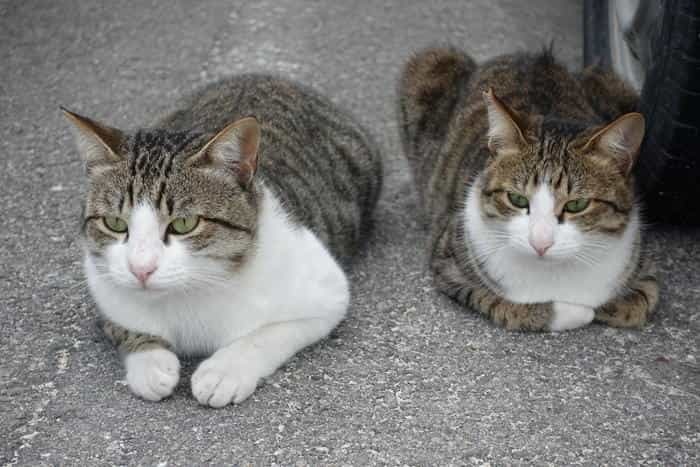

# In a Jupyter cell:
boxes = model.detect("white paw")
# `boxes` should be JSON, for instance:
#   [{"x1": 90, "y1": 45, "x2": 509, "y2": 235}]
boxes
[
  {"x1": 550, "y1": 302, "x2": 595, "y2": 331},
  {"x1": 124, "y1": 348, "x2": 180, "y2": 401},
  {"x1": 191, "y1": 352, "x2": 263, "y2": 408}
]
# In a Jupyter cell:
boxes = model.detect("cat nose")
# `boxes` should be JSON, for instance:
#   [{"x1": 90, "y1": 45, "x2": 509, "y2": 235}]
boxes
[
  {"x1": 529, "y1": 238, "x2": 553, "y2": 256},
  {"x1": 529, "y1": 221, "x2": 554, "y2": 256},
  {"x1": 129, "y1": 261, "x2": 157, "y2": 285}
]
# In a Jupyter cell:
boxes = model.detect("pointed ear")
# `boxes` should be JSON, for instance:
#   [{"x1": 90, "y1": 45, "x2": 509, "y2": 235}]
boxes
[
  {"x1": 482, "y1": 88, "x2": 527, "y2": 155},
  {"x1": 61, "y1": 107, "x2": 124, "y2": 174},
  {"x1": 189, "y1": 117, "x2": 260, "y2": 188},
  {"x1": 584, "y1": 112, "x2": 645, "y2": 175}
]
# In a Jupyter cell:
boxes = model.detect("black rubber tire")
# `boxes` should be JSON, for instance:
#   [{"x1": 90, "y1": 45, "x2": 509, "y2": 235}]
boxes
[
  {"x1": 583, "y1": 0, "x2": 612, "y2": 69},
  {"x1": 584, "y1": 0, "x2": 700, "y2": 225}
]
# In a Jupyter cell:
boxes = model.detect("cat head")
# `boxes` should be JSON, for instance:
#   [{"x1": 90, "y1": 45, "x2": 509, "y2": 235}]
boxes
[
  {"x1": 474, "y1": 88, "x2": 644, "y2": 262},
  {"x1": 63, "y1": 109, "x2": 261, "y2": 293}
]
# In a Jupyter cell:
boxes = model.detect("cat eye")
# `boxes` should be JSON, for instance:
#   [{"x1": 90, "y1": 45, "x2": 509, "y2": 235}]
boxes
[
  {"x1": 564, "y1": 198, "x2": 590, "y2": 213},
  {"x1": 507, "y1": 192, "x2": 529, "y2": 209},
  {"x1": 169, "y1": 216, "x2": 199, "y2": 235},
  {"x1": 103, "y1": 216, "x2": 128, "y2": 233}
]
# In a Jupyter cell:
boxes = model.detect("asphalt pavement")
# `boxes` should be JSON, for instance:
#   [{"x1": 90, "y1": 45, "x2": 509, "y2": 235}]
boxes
[{"x1": 1, "y1": 0, "x2": 698, "y2": 465}]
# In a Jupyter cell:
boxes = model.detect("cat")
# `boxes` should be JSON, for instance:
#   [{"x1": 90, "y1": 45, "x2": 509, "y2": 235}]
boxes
[
  {"x1": 63, "y1": 74, "x2": 382, "y2": 406},
  {"x1": 398, "y1": 47, "x2": 658, "y2": 331}
]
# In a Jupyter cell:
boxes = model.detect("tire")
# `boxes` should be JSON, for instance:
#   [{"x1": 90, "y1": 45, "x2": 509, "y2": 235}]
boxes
[{"x1": 584, "y1": 0, "x2": 700, "y2": 225}]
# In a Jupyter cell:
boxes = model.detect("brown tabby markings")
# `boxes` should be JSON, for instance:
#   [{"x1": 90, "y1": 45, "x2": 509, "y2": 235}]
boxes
[
  {"x1": 70, "y1": 74, "x2": 382, "y2": 353},
  {"x1": 102, "y1": 320, "x2": 171, "y2": 354},
  {"x1": 399, "y1": 47, "x2": 658, "y2": 330}
]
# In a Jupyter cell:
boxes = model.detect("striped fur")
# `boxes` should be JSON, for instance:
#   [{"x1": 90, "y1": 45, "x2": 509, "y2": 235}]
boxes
[
  {"x1": 156, "y1": 75, "x2": 382, "y2": 264},
  {"x1": 398, "y1": 47, "x2": 658, "y2": 331},
  {"x1": 80, "y1": 75, "x2": 382, "y2": 266},
  {"x1": 67, "y1": 74, "x2": 382, "y2": 403}
]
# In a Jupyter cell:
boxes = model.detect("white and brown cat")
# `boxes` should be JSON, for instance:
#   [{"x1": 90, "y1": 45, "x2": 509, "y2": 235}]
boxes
[
  {"x1": 399, "y1": 47, "x2": 658, "y2": 331},
  {"x1": 64, "y1": 75, "x2": 381, "y2": 406}
]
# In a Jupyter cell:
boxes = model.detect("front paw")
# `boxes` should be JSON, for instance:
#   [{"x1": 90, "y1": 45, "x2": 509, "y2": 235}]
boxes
[
  {"x1": 550, "y1": 302, "x2": 595, "y2": 331},
  {"x1": 124, "y1": 348, "x2": 180, "y2": 401},
  {"x1": 191, "y1": 352, "x2": 262, "y2": 408}
]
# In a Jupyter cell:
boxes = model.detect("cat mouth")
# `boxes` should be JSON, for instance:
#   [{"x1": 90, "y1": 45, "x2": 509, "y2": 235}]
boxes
[
  {"x1": 121, "y1": 279, "x2": 168, "y2": 294},
  {"x1": 516, "y1": 249, "x2": 569, "y2": 263}
]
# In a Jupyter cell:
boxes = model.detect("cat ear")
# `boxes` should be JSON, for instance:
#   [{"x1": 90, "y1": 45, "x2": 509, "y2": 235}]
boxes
[
  {"x1": 61, "y1": 107, "x2": 124, "y2": 174},
  {"x1": 482, "y1": 87, "x2": 527, "y2": 155},
  {"x1": 584, "y1": 112, "x2": 645, "y2": 175},
  {"x1": 189, "y1": 117, "x2": 260, "y2": 188}
]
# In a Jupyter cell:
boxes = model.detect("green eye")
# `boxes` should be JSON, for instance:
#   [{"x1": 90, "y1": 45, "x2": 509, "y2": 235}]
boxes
[
  {"x1": 169, "y1": 216, "x2": 199, "y2": 235},
  {"x1": 564, "y1": 198, "x2": 591, "y2": 213},
  {"x1": 507, "y1": 192, "x2": 529, "y2": 209},
  {"x1": 103, "y1": 216, "x2": 128, "y2": 233}
]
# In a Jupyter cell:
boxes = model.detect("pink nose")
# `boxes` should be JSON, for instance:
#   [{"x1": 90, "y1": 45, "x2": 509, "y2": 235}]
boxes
[
  {"x1": 529, "y1": 238, "x2": 554, "y2": 257},
  {"x1": 129, "y1": 262, "x2": 157, "y2": 285}
]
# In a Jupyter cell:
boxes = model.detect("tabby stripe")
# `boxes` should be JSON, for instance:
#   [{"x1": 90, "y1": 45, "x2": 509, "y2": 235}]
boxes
[
  {"x1": 268, "y1": 94, "x2": 302, "y2": 124},
  {"x1": 130, "y1": 132, "x2": 141, "y2": 176},
  {"x1": 137, "y1": 150, "x2": 149, "y2": 171},
  {"x1": 482, "y1": 188, "x2": 505, "y2": 197},
  {"x1": 632, "y1": 287, "x2": 650, "y2": 308},
  {"x1": 155, "y1": 148, "x2": 169, "y2": 174},
  {"x1": 594, "y1": 198, "x2": 629, "y2": 214},
  {"x1": 155, "y1": 180, "x2": 166, "y2": 210},
  {"x1": 273, "y1": 137, "x2": 327, "y2": 209},
  {"x1": 166, "y1": 197, "x2": 175, "y2": 216},
  {"x1": 464, "y1": 289, "x2": 474, "y2": 306},
  {"x1": 202, "y1": 217, "x2": 252, "y2": 234},
  {"x1": 169, "y1": 133, "x2": 200, "y2": 167},
  {"x1": 82, "y1": 215, "x2": 100, "y2": 233},
  {"x1": 127, "y1": 181, "x2": 134, "y2": 207},
  {"x1": 326, "y1": 139, "x2": 358, "y2": 202},
  {"x1": 553, "y1": 169, "x2": 564, "y2": 190},
  {"x1": 537, "y1": 134, "x2": 547, "y2": 162}
]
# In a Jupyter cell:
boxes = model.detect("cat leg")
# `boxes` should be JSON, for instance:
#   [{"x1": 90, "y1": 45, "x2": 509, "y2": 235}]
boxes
[
  {"x1": 191, "y1": 316, "x2": 341, "y2": 407},
  {"x1": 550, "y1": 303, "x2": 595, "y2": 331},
  {"x1": 594, "y1": 273, "x2": 659, "y2": 328},
  {"x1": 439, "y1": 272, "x2": 593, "y2": 331},
  {"x1": 102, "y1": 319, "x2": 180, "y2": 401},
  {"x1": 431, "y1": 253, "x2": 558, "y2": 331},
  {"x1": 431, "y1": 245, "x2": 595, "y2": 331},
  {"x1": 464, "y1": 285, "x2": 564, "y2": 331}
]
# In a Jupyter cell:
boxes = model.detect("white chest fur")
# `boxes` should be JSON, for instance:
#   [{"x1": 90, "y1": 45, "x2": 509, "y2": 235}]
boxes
[
  {"x1": 86, "y1": 187, "x2": 349, "y2": 356},
  {"x1": 463, "y1": 181, "x2": 638, "y2": 308}
]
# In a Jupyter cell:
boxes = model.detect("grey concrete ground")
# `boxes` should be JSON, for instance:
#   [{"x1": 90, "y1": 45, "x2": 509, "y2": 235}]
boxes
[{"x1": 1, "y1": 0, "x2": 698, "y2": 465}]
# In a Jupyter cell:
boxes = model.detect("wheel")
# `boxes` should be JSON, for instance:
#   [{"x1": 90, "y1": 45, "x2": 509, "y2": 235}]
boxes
[{"x1": 584, "y1": 0, "x2": 700, "y2": 225}]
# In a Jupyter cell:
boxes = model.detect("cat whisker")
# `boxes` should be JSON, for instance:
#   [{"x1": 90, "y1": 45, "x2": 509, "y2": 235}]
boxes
[{"x1": 573, "y1": 251, "x2": 599, "y2": 268}]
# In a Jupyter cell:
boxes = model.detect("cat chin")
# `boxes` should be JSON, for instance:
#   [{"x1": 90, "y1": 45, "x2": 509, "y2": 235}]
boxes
[{"x1": 508, "y1": 248, "x2": 577, "y2": 264}]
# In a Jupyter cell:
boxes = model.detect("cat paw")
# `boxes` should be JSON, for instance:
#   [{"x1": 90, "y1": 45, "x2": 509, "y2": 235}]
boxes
[
  {"x1": 124, "y1": 348, "x2": 180, "y2": 401},
  {"x1": 550, "y1": 303, "x2": 595, "y2": 331},
  {"x1": 191, "y1": 353, "x2": 262, "y2": 408}
]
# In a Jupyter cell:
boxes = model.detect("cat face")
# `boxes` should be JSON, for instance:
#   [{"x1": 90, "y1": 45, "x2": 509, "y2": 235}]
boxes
[
  {"x1": 476, "y1": 89, "x2": 644, "y2": 263},
  {"x1": 65, "y1": 110, "x2": 261, "y2": 293}
]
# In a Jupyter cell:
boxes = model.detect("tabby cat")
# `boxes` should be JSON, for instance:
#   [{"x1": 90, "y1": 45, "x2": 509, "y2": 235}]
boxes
[
  {"x1": 64, "y1": 74, "x2": 382, "y2": 406},
  {"x1": 398, "y1": 47, "x2": 658, "y2": 331}
]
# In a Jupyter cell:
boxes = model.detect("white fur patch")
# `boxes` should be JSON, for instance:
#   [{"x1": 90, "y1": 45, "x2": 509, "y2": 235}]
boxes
[
  {"x1": 87, "y1": 187, "x2": 349, "y2": 405},
  {"x1": 124, "y1": 348, "x2": 180, "y2": 401},
  {"x1": 191, "y1": 346, "x2": 260, "y2": 407},
  {"x1": 550, "y1": 303, "x2": 595, "y2": 331},
  {"x1": 528, "y1": 184, "x2": 557, "y2": 255}
]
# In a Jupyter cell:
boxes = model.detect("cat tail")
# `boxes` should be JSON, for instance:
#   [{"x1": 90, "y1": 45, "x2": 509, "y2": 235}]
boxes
[{"x1": 398, "y1": 46, "x2": 476, "y2": 168}]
